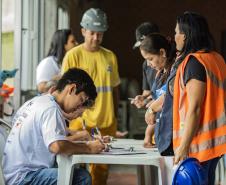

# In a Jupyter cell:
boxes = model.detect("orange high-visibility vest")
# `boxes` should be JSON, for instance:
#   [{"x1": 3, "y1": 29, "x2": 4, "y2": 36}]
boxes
[{"x1": 173, "y1": 51, "x2": 226, "y2": 162}]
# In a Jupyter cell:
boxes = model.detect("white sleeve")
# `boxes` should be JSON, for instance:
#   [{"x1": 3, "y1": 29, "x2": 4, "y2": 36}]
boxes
[
  {"x1": 40, "y1": 107, "x2": 67, "y2": 149},
  {"x1": 36, "y1": 57, "x2": 60, "y2": 85}
]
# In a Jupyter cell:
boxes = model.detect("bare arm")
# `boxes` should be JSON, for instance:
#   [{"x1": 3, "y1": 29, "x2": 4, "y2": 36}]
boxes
[
  {"x1": 142, "y1": 90, "x2": 151, "y2": 97},
  {"x1": 147, "y1": 94, "x2": 165, "y2": 112},
  {"x1": 131, "y1": 90, "x2": 152, "y2": 109},
  {"x1": 49, "y1": 139, "x2": 105, "y2": 155},
  {"x1": 145, "y1": 94, "x2": 165, "y2": 125},
  {"x1": 66, "y1": 129, "x2": 91, "y2": 141},
  {"x1": 37, "y1": 82, "x2": 48, "y2": 93},
  {"x1": 174, "y1": 79, "x2": 206, "y2": 164},
  {"x1": 38, "y1": 75, "x2": 61, "y2": 93}
]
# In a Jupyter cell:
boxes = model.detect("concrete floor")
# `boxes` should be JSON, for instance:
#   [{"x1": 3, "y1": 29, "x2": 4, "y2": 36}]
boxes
[
  {"x1": 107, "y1": 173, "x2": 137, "y2": 185},
  {"x1": 107, "y1": 165, "x2": 137, "y2": 185}
]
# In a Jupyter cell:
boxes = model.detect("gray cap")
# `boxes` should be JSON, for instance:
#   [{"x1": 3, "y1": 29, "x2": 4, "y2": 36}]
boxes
[
  {"x1": 80, "y1": 8, "x2": 108, "y2": 32},
  {"x1": 133, "y1": 22, "x2": 159, "y2": 49}
]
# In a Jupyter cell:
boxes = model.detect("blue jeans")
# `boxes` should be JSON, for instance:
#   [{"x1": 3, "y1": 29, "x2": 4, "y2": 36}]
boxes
[
  {"x1": 19, "y1": 168, "x2": 91, "y2": 185},
  {"x1": 201, "y1": 156, "x2": 221, "y2": 185}
]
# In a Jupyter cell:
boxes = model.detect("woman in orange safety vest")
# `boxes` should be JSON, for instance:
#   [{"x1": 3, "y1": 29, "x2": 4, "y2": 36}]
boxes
[{"x1": 173, "y1": 11, "x2": 226, "y2": 185}]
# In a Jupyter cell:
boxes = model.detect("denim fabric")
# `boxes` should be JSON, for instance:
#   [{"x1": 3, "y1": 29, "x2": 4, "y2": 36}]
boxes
[
  {"x1": 19, "y1": 168, "x2": 91, "y2": 185},
  {"x1": 201, "y1": 157, "x2": 221, "y2": 185},
  {"x1": 224, "y1": 155, "x2": 226, "y2": 167},
  {"x1": 150, "y1": 70, "x2": 165, "y2": 100},
  {"x1": 155, "y1": 70, "x2": 176, "y2": 155}
]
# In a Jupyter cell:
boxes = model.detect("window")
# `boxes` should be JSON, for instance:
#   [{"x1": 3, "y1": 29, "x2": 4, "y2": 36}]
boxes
[
  {"x1": 1, "y1": 0, "x2": 15, "y2": 86},
  {"x1": 58, "y1": 6, "x2": 69, "y2": 29}
]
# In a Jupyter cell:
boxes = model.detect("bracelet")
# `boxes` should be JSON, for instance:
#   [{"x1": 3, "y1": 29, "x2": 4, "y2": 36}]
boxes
[{"x1": 147, "y1": 107, "x2": 156, "y2": 114}]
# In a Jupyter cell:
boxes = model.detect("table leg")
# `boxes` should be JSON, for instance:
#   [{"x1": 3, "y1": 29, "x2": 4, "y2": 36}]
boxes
[
  {"x1": 137, "y1": 165, "x2": 145, "y2": 185},
  {"x1": 57, "y1": 155, "x2": 74, "y2": 185}
]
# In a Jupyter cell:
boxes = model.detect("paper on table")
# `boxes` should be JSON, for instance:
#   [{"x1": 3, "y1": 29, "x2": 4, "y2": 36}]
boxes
[{"x1": 101, "y1": 149, "x2": 147, "y2": 155}]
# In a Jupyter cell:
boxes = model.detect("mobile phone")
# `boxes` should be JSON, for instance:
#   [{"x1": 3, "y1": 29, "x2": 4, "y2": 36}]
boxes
[{"x1": 128, "y1": 98, "x2": 134, "y2": 101}]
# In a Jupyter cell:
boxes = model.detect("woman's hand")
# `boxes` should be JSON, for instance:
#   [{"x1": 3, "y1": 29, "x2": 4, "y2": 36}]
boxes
[
  {"x1": 131, "y1": 95, "x2": 145, "y2": 108},
  {"x1": 174, "y1": 145, "x2": 189, "y2": 165}
]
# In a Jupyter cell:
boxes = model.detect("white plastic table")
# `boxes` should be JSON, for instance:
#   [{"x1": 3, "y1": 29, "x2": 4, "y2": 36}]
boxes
[{"x1": 57, "y1": 139, "x2": 173, "y2": 185}]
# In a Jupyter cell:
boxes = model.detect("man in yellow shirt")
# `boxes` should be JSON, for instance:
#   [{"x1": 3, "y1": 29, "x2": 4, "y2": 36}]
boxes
[{"x1": 61, "y1": 8, "x2": 120, "y2": 185}]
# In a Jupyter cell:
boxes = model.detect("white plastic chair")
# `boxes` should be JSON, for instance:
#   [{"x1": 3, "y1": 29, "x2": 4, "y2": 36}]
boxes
[{"x1": 0, "y1": 118, "x2": 12, "y2": 185}]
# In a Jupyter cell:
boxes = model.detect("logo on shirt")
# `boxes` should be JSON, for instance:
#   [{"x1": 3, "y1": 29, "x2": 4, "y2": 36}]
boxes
[
  {"x1": 15, "y1": 122, "x2": 22, "y2": 128},
  {"x1": 27, "y1": 101, "x2": 33, "y2": 107},
  {"x1": 22, "y1": 112, "x2": 28, "y2": 118},
  {"x1": 107, "y1": 65, "x2": 112, "y2": 72}
]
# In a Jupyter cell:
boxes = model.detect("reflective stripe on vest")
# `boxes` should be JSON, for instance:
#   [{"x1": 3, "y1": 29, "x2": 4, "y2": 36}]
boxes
[
  {"x1": 96, "y1": 86, "x2": 112, "y2": 93},
  {"x1": 173, "y1": 108, "x2": 226, "y2": 139},
  {"x1": 189, "y1": 134, "x2": 226, "y2": 154},
  {"x1": 206, "y1": 69, "x2": 226, "y2": 90}
]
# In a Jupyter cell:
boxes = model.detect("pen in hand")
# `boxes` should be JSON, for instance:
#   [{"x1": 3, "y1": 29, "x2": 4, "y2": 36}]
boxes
[
  {"x1": 82, "y1": 119, "x2": 86, "y2": 130},
  {"x1": 95, "y1": 126, "x2": 102, "y2": 137},
  {"x1": 95, "y1": 127, "x2": 105, "y2": 144},
  {"x1": 91, "y1": 128, "x2": 95, "y2": 140}
]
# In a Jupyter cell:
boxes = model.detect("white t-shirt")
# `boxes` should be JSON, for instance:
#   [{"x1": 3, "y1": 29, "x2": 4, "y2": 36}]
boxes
[
  {"x1": 2, "y1": 94, "x2": 67, "y2": 185},
  {"x1": 36, "y1": 56, "x2": 60, "y2": 85}
]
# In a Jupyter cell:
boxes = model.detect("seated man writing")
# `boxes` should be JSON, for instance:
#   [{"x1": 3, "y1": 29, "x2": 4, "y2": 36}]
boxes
[{"x1": 2, "y1": 68, "x2": 105, "y2": 185}]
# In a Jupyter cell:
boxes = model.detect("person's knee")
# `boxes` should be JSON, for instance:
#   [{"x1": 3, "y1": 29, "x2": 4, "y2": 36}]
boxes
[
  {"x1": 73, "y1": 168, "x2": 92, "y2": 185},
  {"x1": 21, "y1": 168, "x2": 57, "y2": 185},
  {"x1": 46, "y1": 168, "x2": 58, "y2": 178},
  {"x1": 39, "y1": 168, "x2": 57, "y2": 185}
]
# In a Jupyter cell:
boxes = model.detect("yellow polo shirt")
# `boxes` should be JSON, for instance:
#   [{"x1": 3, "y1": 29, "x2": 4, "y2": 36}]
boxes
[{"x1": 61, "y1": 44, "x2": 120, "y2": 129}]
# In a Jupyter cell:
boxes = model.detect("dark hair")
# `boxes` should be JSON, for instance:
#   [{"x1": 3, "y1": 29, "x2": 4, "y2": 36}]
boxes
[
  {"x1": 56, "y1": 68, "x2": 97, "y2": 105},
  {"x1": 176, "y1": 11, "x2": 215, "y2": 62},
  {"x1": 47, "y1": 29, "x2": 73, "y2": 66},
  {"x1": 135, "y1": 22, "x2": 160, "y2": 41},
  {"x1": 140, "y1": 33, "x2": 176, "y2": 84}
]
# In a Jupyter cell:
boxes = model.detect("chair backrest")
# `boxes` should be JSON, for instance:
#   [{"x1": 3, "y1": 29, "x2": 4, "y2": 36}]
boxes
[
  {"x1": 0, "y1": 119, "x2": 11, "y2": 161},
  {"x1": 0, "y1": 118, "x2": 12, "y2": 185},
  {"x1": 0, "y1": 163, "x2": 5, "y2": 185}
]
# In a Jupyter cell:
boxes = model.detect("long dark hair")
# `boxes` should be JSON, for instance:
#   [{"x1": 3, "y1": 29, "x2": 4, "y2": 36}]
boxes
[
  {"x1": 140, "y1": 33, "x2": 176, "y2": 84},
  {"x1": 47, "y1": 29, "x2": 73, "y2": 66},
  {"x1": 176, "y1": 11, "x2": 215, "y2": 62}
]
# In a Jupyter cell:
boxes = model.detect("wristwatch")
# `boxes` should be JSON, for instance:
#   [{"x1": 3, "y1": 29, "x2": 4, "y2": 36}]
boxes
[{"x1": 147, "y1": 107, "x2": 156, "y2": 114}]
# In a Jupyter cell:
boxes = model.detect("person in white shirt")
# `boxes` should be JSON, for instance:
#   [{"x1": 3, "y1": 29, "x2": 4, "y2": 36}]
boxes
[
  {"x1": 36, "y1": 29, "x2": 78, "y2": 93},
  {"x1": 3, "y1": 68, "x2": 105, "y2": 185}
]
